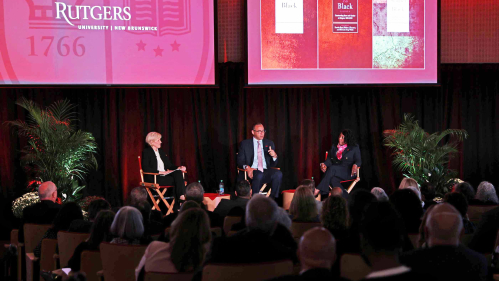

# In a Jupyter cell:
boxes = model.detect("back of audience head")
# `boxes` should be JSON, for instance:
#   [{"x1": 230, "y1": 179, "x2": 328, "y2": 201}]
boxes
[
  {"x1": 129, "y1": 186, "x2": 148, "y2": 205},
  {"x1": 321, "y1": 195, "x2": 349, "y2": 234},
  {"x1": 298, "y1": 227, "x2": 336, "y2": 271},
  {"x1": 455, "y1": 182, "x2": 475, "y2": 202},
  {"x1": 88, "y1": 210, "x2": 116, "y2": 247},
  {"x1": 420, "y1": 182, "x2": 436, "y2": 202},
  {"x1": 360, "y1": 202, "x2": 405, "y2": 254},
  {"x1": 444, "y1": 192, "x2": 468, "y2": 218},
  {"x1": 389, "y1": 189, "x2": 424, "y2": 223},
  {"x1": 348, "y1": 189, "x2": 377, "y2": 227},
  {"x1": 289, "y1": 186, "x2": 318, "y2": 222},
  {"x1": 399, "y1": 177, "x2": 419, "y2": 190},
  {"x1": 185, "y1": 182, "x2": 204, "y2": 204},
  {"x1": 371, "y1": 187, "x2": 388, "y2": 202},
  {"x1": 179, "y1": 201, "x2": 201, "y2": 213},
  {"x1": 245, "y1": 194, "x2": 279, "y2": 234},
  {"x1": 475, "y1": 181, "x2": 499, "y2": 204},
  {"x1": 87, "y1": 199, "x2": 111, "y2": 221},
  {"x1": 170, "y1": 208, "x2": 211, "y2": 272},
  {"x1": 276, "y1": 207, "x2": 292, "y2": 230},
  {"x1": 133, "y1": 201, "x2": 152, "y2": 225},
  {"x1": 53, "y1": 202, "x2": 84, "y2": 231},
  {"x1": 110, "y1": 206, "x2": 144, "y2": 242},
  {"x1": 300, "y1": 179, "x2": 316, "y2": 194},
  {"x1": 330, "y1": 187, "x2": 344, "y2": 197},
  {"x1": 38, "y1": 181, "x2": 58, "y2": 202},
  {"x1": 235, "y1": 180, "x2": 251, "y2": 197},
  {"x1": 425, "y1": 203, "x2": 463, "y2": 247}
]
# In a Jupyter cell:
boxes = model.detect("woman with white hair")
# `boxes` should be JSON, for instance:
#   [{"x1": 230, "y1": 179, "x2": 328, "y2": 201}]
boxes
[
  {"x1": 475, "y1": 181, "x2": 499, "y2": 205},
  {"x1": 142, "y1": 131, "x2": 187, "y2": 211},
  {"x1": 110, "y1": 206, "x2": 145, "y2": 245}
]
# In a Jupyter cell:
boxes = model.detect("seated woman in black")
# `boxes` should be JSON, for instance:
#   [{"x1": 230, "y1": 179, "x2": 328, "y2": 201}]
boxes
[
  {"x1": 316, "y1": 129, "x2": 361, "y2": 198},
  {"x1": 142, "y1": 132, "x2": 187, "y2": 212}
]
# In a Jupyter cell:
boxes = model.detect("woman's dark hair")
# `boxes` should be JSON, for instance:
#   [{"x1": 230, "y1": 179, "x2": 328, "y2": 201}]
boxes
[
  {"x1": 444, "y1": 192, "x2": 468, "y2": 218},
  {"x1": 53, "y1": 202, "x2": 83, "y2": 231},
  {"x1": 88, "y1": 210, "x2": 116, "y2": 247},
  {"x1": 321, "y1": 196, "x2": 349, "y2": 234},
  {"x1": 420, "y1": 182, "x2": 436, "y2": 201},
  {"x1": 340, "y1": 129, "x2": 358, "y2": 147},
  {"x1": 455, "y1": 182, "x2": 475, "y2": 202},
  {"x1": 87, "y1": 199, "x2": 111, "y2": 221}
]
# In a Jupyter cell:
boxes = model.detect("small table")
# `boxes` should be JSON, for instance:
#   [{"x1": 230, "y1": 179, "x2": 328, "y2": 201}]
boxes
[{"x1": 203, "y1": 193, "x2": 230, "y2": 211}]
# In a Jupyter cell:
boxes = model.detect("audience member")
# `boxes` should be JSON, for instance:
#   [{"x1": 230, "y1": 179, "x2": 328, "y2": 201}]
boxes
[
  {"x1": 300, "y1": 179, "x2": 323, "y2": 214},
  {"x1": 400, "y1": 203, "x2": 488, "y2": 281},
  {"x1": 475, "y1": 181, "x2": 499, "y2": 205},
  {"x1": 213, "y1": 181, "x2": 251, "y2": 218},
  {"x1": 406, "y1": 186, "x2": 424, "y2": 208},
  {"x1": 399, "y1": 178, "x2": 419, "y2": 190},
  {"x1": 133, "y1": 201, "x2": 164, "y2": 238},
  {"x1": 320, "y1": 196, "x2": 349, "y2": 241},
  {"x1": 271, "y1": 227, "x2": 341, "y2": 281},
  {"x1": 469, "y1": 205, "x2": 499, "y2": 253},
  {"x1": 110, "y1": 206, "x2": 145, "y2": 245},
  {"x1": 129, "y1": 186, "x2": 149, "y2": 205},
  {"x1": 135, "y1": 208, "x2": 211, "y2": 280},
  {"x1": 276, "y1": 207, "x2": 292, "y2": 230},
  {"x1": 444, "y1": 192, "x2": 475, "y2": 234},
  {"x1": 330, "y1": 187, "x2": 344, "y2": 198},
  {"x1": 209, "y1": 195, "x2": 297, "y2": 263},
  {"x1": 34, "y1": 202, "x2": 83, "y2": 258},
  {"x1": 68, "y1": 210, "x2": 115, "y2": 271},
  {"x1": 420, "y1": 182, "x2": 437, "y2": 211},
  {"x1": 343, "y1": 190, "x2": 377, "y2": 253},
  {"x1": 180, "y1": 200, "x2": 201, "y2": 212},
  {"x1": 19, "y1": 181, "x2": 61, "y2": 242},
  {"x1": 360, "y1": 202, "x2": 428, "y2": 280},
  {"x1": 69, "y1": 199, "x2": 111, "y2": 233},
  {"x1": 289, "y1": 186, "x2": 320, "y2": 222},
  {"x1": 390, "y1": 189, "x2": 423, "y2": 233},
  {"x1": 454, "y1": 182, "x2": 477, "y2": 204},
  {"x1": 184, "y1": 182, "x2": 222, "y2": 227},
  {"x1": 371, "y1": 187, "x2": 388, "y2": 202}
]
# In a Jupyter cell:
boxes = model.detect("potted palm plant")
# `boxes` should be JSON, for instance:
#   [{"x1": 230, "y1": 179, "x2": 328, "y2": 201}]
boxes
[
  {"x1": 6, "y1": 97, "x2": 98, "y2": 202},
  {"x1": 383, "y1": 114, "x2": 468, "y2": 196}
]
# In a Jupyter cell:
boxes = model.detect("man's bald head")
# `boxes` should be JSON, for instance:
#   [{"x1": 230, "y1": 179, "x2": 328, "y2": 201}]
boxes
[
  {"x1": 330, "y1": 187, "x2": 344, "y2": 197},
  {"x1": 426, "y1": 203, "x2": 463, "y2": 247},
  {"x1": 298, "y1": 227, "x2": 336, "y2": 271},
  {"x1": 38, "y1": 181, "x2": 57, "y2": 202}
]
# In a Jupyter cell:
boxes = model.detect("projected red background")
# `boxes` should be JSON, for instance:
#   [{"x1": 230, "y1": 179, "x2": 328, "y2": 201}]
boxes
[{"x1": 0, "y1": 0, "x2": 215, "y2": 85}]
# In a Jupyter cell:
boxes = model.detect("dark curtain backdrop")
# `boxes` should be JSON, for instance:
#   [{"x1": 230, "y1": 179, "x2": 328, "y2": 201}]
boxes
[{"x1": 1, "y1": 63, "x2": 499, "y2": 206}]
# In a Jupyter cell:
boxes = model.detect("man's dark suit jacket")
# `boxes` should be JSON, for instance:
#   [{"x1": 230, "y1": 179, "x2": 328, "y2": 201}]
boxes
[
  {"x1": 213, "y1": 197, "x2": 249, "y2": 218},
  {"x1": 18, "y1": 200, "x2": 61, "y2": 242},
  {"x1": 400, "y1": 245, "x2": 488, "y2": 281},
  {"x1": 237, "y1": 138, "x2": 278, "y2": 169},
  {"x1": 469, "y1": 206, "x2": 499, "y2": 253},
  {"x1": 141, "y1": 146, "x2": 178, "y2": 183}
]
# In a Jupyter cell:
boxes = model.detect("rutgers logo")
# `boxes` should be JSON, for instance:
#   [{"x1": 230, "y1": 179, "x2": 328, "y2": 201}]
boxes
[{"x1": 54, "y1": 2, "x2": 132, "y2": 26}]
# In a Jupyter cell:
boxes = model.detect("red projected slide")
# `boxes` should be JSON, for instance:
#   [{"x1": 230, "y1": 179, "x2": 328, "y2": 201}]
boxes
[
  {"x1": 0, "y1": 0, "x2": 215, "y2": 85},
  {"x1": 248, "y1": 0, "x2": 437, "y2": 84}
]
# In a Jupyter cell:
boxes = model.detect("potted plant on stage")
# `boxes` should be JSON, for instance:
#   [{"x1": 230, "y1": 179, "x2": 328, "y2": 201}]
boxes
[
  {"x1": 383, "y1": 114, "x2": 468, "y2": 196},
  {"x1": 6, "y1": 97, "x2": 98, "y2": 203}
]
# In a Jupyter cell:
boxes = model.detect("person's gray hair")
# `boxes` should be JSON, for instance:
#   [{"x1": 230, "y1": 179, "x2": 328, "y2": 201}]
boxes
[
  {"x1": 129, "y1": 187, "x2": 148, "y2": 205},
  {"x1": 245, "y1": 195, "x2": 279, "y2": 233},
  {"x1": 276, "y1": 207, "x2": 292, "y2": 229},
  {"x1": 110, "y1": 206, "x2": 144, "y2": 240},
  {"x1": 185, "y1": 182, "x2": 205, "y2": 204},
  {"x1": 145, "y1": 132, "x2": 162, "y2": 146},
  {"x1": 476, "y1": 181, "x2": 499, "y2": 204},
  {"x1": 371, "y1": 187, "x2": 389, "y2": 202}
]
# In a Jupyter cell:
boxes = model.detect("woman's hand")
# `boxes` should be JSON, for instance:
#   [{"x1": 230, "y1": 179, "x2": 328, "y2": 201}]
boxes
[
  {"x1": 179, "y1": 166, "x2": 187, "y2": 172},
  {"x1": 351, "y1": 164, "x2": 358, "y2": 177},
  {"x1": 320, "y1": 163, "x2": 327, "y2": 173}
]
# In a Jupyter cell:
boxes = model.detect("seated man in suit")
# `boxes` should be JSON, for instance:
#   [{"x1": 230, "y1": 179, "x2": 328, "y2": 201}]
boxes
[
  {"x1": 213, "y1": 181, "x2": 251, "y2": 218},
  {"x1": 19, "y1": 181, "x2": 61, "y2": 242},
  {"x1": 237, "y1": 123, "x2": 282, "y2": 199}
]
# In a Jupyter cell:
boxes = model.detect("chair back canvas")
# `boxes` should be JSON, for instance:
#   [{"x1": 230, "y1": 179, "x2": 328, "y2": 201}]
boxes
[
  {"x1": 24, "y1": 224, "x2": 52, "y2": 253},
  {"x1": 100, "y1": 242, "x2": 147, "y2": 281},
  {"x1": 202, "y1": 260, "x2": 293, "y2": 281},
  {"x1": 57, "y1": 231, "x2": 89, "y2": 268},
  {"x1": 80, "y1": 250, "x2": 102, "y2": 281},
  {"x1": 40, "y1": 239, "x2": 58, "y2": 276},
  {"x1": 290, "y1": 222, "x2": 322, "y2": 241},
  {"x1": 223, "y1": 216, "x2": 242, "y2": 235},
  {"x1": 340, "y1": 254, "x2": 371, "y2": 281}
]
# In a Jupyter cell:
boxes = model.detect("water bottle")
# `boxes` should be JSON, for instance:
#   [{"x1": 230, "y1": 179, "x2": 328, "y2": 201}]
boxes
[{"x1": 219, "y1": 180, "x2": 225, "y2": 195}]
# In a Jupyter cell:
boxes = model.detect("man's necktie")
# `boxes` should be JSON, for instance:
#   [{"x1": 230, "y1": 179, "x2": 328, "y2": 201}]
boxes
[{"x1": 257, "y1": 141, "x2": 264, "y2": 172}]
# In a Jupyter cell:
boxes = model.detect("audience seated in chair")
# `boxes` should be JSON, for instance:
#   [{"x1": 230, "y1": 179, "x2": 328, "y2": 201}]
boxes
[
  {"x1": 69, "y1": 199, "x2": 111, "y2": 233},
  {"x1": 135, "y1": 208, "x2": 211, "y2": 281},
  {"x1": 342, "y1": 190, "x2": 377, "y2": 253},
  {"x1": 474, "y1": 181, "x2": 499, "y2": 205},
  {"x1": 133, "y1": 201, "x2": 165, "y2": 237},
  {"x1": 400, "y1": 203, "x2": 488, "y2": 281},
  {"x1": 359, "y1": 202, "x2": 431, "y2": 281},
  {"x1": 209, "y1": 194, "x2": 297, "y2": 263},
  {"x1": 289, "y1": 186, "x2": 320, "y2": 223},
  {"x1": 455, "y1": 182, "x2": 479, "y2": 205},
  {"x1": 213, "y1": 181, "x2": 251, "y2": 218},
  {"x1": 110, "y1": 206, "x2": 146, "y2": 245},
  {"x1": 370, "y1": 187, "x2": 389, "y2": 202},
  {"x1": 389, "y1": 189, "x2": 423, "y2": 234},
  {"x1": 19, "y1": 181, "x2": 61, "y2": 243},
  {"x1": 320, "y1": 196, "x2": 349, "y2": 242},
  {"x1": 444, "y1": 192, "x2": 475, "y2": 234},
  {"x1": 300, "y1": 179, "x2": 322, "y2": 214},
  {"x1": 469, "y1": 204, "x2": 499, "y2": 253},
  {"x1": 420, "y1": 182, "x2": 437, "y2": 211},
  {"x1": 33, "y1": 202, "x2": 83, "y2": 258},
  {"x1": 68, "y1": 210, "x2": 115, "y2": 272}
]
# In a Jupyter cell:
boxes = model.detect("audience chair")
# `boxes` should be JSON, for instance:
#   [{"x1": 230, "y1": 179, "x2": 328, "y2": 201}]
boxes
[
  {"x1": 24, "y1": 224, "x2": 52, "y2": 281},
  {"x1": 56, "y1": 231, "x2": 89, "y2": 268},
  {"x1": 80, "y1": 250, "x2": 102, "y2": 281},
  {"x1": 290, "y1": 222, "x2": 322, "y2": 242},
  {"x1": 3, "y1": 229, "x2": 19, "y2": 281},
  {"x1": 223, "y1": 216, "x2": 242, "y2": 236},
  {"x1": 99, "y1": 242, "x2": 147, "y2": 281},
  {"x1": 144, "y1": 272, "x2": 194, "y2": 281},
  {"x1": 202, "y1": 260, "x2": 293, "y2": 281},
  {"x1": 340, "y1": 253, "x2": 371, "y2": 281},
  {"x1": 210, "y1": 227, "x2": 222, "y2": 238},
  {"x1": 407, "y1": 233, "x2": 420, "y2": 249},
  {"x1": 138, "y1": 156, "x2": 186, "y2": 215},
  {"x1": 467, "y1": 205, "x2": 497, "y2": 225},
  {"x1": 39, "y1": 238, "x2": 57, "y2": 280}
]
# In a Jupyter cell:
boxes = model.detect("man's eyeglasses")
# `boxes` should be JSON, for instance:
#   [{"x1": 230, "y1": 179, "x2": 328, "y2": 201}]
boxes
[{"x1": 253, "y1": 130, "x2": 266, "y2": 133}]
